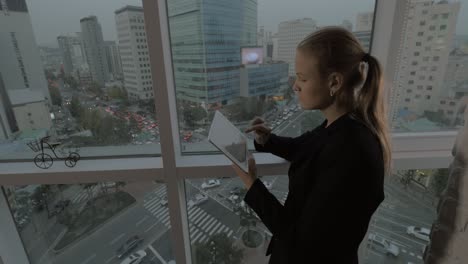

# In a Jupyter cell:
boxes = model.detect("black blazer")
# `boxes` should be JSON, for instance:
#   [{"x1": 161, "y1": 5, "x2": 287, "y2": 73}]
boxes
[{"x1": 244, "y1": 113, "x2": 385, "y2": 264}]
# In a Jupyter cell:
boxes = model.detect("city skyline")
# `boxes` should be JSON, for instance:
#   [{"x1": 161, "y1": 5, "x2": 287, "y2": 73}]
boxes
[{"x1": 27, "y1": 0, "x2": 468, "y2": 47}]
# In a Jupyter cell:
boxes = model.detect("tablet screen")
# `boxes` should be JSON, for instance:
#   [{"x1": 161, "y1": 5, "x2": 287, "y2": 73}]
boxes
[{"x1": 208, "y1": 111, "x2": 249, "y2": 172}]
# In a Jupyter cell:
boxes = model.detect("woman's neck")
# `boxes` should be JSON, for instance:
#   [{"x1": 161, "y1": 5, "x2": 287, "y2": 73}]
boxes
[{"x1": 322, "y1": 104, "x2": 348, "y2": 128}]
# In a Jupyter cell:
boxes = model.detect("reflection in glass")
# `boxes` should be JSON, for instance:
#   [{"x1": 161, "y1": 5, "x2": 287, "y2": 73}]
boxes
[{"x1": 4, "y1": 180, "x2": 175, "y2": 264}]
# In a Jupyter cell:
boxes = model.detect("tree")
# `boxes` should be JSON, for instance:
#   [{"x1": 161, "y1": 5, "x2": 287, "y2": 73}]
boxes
[
  {"x1": 423, "y1": 111, "x2": 451, "y2": 126},
  {"x1": 69, "y1": 95, "x2": 82, "y2": 118},
  {"x1": 57, "y1": 210, "x2": 75, "y2": 228},
  {"x1": 193, "y1": 233, "x2": 243, "y2": 264},
  {"x1": 64, "y1": 76, "x2": 79, "y2": 90},
  {"x1": 115, "y1": 181, "x2": 126, "y2": 192},
  {"x1": 88, "y1": 82, "x2": 104, "y2": 97},
  {"x1": 129, "y1": 117, "x2": 141, "y2": 133},
  {"x1": 400, "y1": 169, "x2": 416, "y2": 189},
  {"x1": 45, "y1": 70, "x2": 57, "y2": 81},
  {"x1": 49, "y1": 85, "x2": 62, "y2": 106},
  {"x1": 430, "y1": 168, "x2": 450, "y2": 197},
  {"x1": 31, "y1": 185, "x2": 52, "y2": 217}
]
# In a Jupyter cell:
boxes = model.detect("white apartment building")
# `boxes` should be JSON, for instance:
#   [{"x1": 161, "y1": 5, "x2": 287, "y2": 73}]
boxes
[
  {"x1": 276, "y1": 18, "x2": 318, "y2": 77},
  {"x1": 355, "y1": 12, "x2": 374, "y2": 32},
  {"x1": 389, "y1": 0, "x2": 460, "y2": 124},
  {"x1": 115, "y1": 6, "x2": 153, "y2": 101}
]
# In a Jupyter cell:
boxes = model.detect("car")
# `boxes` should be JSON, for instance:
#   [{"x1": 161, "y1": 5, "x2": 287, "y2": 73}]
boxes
[
  {"x1": 201, "y1": 179, "x2": 220, "y2": 189},
  {"x1": 406, "y1": 226, "x2": 430, "y2": 242},
  {"x1": 228, "y1": 194, "x2": 239, "y2": 203},
  {"x1": 230, "y1": 187, "x2": 242, "y2": 195},
  {"x1": 262, "y1": 180, "x2": 273, "y2": 190},
  {"x1": 160, "y1": 196, "x2": 168, "y2": 206},
  {"x1": 367, "y1": 233, "x2": 399, "y2": 257},
  {"x1": 116, "y1": 235, "x2": 144, "y2": 259},
  {"x1": 120, "y1": 250, "x2": 146, "y2": 264},
  {"x1": 282, "y1": 116, "x2": 288, "y2": 120},
  {"x1": 188, "y1": 193, "x2": 208, "y2": 208}
]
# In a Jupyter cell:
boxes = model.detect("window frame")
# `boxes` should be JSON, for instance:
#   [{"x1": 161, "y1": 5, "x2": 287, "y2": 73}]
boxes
[{"x1": 0, "y1": 0, "x2": 461, "y2": 263}]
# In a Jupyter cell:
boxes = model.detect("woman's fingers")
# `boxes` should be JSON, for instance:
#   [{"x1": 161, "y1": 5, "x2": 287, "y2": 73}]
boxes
[
  {"x1": 248, "y1": 155, "x2": 257, "y2": 176},
  {"x1": 245, "y1": 124, "x2": 271, "y2": 134},
  {"x1": 250, "y1": 117, "x2": 265, "y2": 126}
]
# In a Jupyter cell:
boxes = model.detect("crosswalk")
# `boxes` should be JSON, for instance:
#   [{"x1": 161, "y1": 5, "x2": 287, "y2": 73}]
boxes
[
  {"x1": 143, "y1": 186, "x2": 234, "y2": 244},
  {"x1": 71, "y1": 185, "x2": 100, "y2": 204}
]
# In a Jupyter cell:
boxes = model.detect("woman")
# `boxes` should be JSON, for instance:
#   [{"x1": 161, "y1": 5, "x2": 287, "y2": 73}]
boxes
[{"x1": 232, "y1": 27, "x2": 391, "y2": 263}]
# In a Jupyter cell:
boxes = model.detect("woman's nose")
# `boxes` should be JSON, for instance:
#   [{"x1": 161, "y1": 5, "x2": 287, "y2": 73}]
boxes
[{"x1": 292, "y1": 81, "x2": 300, "y2": 92}]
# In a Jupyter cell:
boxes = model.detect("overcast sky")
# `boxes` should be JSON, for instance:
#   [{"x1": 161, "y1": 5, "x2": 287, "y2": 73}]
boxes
[{"x1": 26, "y1": 0, "x2": 468, "y2": 46}]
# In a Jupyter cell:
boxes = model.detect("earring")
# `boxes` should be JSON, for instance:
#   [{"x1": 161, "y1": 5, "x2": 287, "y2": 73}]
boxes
[{"x1": 330, "y1": 90, "x2": 335, "y2": 97}]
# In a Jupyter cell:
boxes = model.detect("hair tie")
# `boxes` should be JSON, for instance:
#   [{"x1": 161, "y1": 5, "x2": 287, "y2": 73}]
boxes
[{"x1": 362, "y1": 53, "x2": 371, "y2": 62}]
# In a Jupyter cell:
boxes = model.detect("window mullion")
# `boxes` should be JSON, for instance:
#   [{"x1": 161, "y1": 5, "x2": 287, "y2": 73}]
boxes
[{"x1": 143, "y1": 0, "x2": 192, "y2": 264}]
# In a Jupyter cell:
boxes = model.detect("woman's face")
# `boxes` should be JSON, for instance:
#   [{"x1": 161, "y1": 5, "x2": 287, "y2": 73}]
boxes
[{"x1": 293, "y1": 50, "x2": 332, "y2": 110}]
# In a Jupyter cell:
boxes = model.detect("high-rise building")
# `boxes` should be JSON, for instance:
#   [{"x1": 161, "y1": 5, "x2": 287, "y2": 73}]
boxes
[
  {"x1": 0, "y1": 73, "x2": 17, "y2": 140},
  {"x1": 341, "y1": 19, "x2": 353, "y2": 32},
  {"x1": 257, "y1": 27, "x2": 274, "y2": 60},
  {"x1": 353, "y1": 31, "x2": 372, "y2": 52},
  {"x1": 104, "y1": 41, "x2": 123, "y2": 80},
  {"x1": 355, "y1": 12, "x2": 374, "y2": 32},
  {"x1": 57, "y1": 34, "x2": 85, "y2": 77},
  {"x1": 168, "y1": 0, "x2": 261, "y2": 106},
  {"x1": 115, "y1": 6, "x2": 153, "y2": 101},
  {"x1": 389, "y1": 0, "x2": 460, "y2": 124},
  {"x1": 0, "y1": 0, "x2": 51, "y2": 103},
  {"x1": 7, "y1": 89, "x2": 52, "y2": 132},
  {"x1": 276, "y1": 18, "x2": 318, "y2": 76},
  {"x1": 80, "y1": 16, "x2": 109, "y2": 86},
  {"x1": 353, "y1": 12, "x2": 373, "y2": 52}
]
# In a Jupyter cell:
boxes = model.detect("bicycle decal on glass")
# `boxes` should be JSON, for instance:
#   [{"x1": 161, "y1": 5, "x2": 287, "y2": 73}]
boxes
[{"x1": 27, "y1": 136, "x2": 80, "y2": 169}]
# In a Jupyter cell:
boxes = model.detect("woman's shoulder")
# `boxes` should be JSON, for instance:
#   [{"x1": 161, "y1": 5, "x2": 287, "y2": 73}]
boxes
[{"x1": 340, "y1": 116, "x2": 383, "y2": 160}]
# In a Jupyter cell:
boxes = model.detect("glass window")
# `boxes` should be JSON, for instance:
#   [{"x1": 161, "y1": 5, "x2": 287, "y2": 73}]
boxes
[
  {"x1": 0, "y1": 0, "x2": 161, "y2": 162},
  {"x1": 362, "y1": 168, "x2": 450, "y2": 264},
  {"x1": 165, "y1": 0, "x2": 376, "y2": 154},
  {"x1": 3, "y1": 180, "x2": 174, "y2": 264},
  {"x1": 391, "y1": 0, "x2": 467, "y2": 133}
]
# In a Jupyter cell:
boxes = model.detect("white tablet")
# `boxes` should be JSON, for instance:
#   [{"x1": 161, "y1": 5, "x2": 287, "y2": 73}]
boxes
[{"x1": 208, "y1": 111, "x2": 249, "y2": 173}]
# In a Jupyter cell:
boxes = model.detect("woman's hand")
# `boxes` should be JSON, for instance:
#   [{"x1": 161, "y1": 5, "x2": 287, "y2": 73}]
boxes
[
  {"x1": 232, "y1": 155, "x2": 257, "y2": 190},
  {"x1": 245, "y1": 117, "x2": 271, "y2": 145}
]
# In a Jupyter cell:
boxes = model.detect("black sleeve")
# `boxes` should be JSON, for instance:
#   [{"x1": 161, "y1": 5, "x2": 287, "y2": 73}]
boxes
[
  {"x1": 243, "y1": 178, "x2": 290, "y2": 239},
  {"x1": 245, "y1": 141, "x2": 377, "y2": 248},
  {"x1": 254, "y1": 131, "x2": 312, "y2": 162}
]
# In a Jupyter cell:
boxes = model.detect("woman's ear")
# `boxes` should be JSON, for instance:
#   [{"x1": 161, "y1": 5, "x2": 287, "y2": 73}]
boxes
[{"x1": 328, "y1": 72, "x2": 344, "y2": 93}]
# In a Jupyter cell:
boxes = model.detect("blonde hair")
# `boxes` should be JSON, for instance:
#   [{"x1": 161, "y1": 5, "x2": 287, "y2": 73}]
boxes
[{"x1": 298, "y1": 26, "x2": 392, "y2": 173}]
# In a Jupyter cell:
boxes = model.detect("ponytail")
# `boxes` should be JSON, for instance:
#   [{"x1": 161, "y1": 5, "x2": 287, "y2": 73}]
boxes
[{"x1": 353, "y1": 54, "x2": 392, "y2": 174}]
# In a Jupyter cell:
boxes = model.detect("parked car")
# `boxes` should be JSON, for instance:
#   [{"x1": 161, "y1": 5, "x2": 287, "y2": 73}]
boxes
[
  {"x1": 201, "y1": 179, "x2": 220, "y2": 189},
  {"x1": 188, "y1": 193, "x2": 208, "y2": 208},
  {"x1": 160, "y1": 196, "x2": 168, "y2": 206},
  {"x1": 406, "y1": 226, "x2": 430, "y2": 242},
  {"x1": 230, "y1": 187, "x2": 242, "y2": 195},
  {"x1": 120, "y1": 250, "x2": 146, "y2": 264},
  {"x1": 228, "y1": 194, "x2": 239, "y2": 203},
  {"x1": 116, "y1": 235, "x2": 144, "y2": 259},
  {"x1": 262, "y1": 180, "x2": 273, "y2": 190},
  {"x1": 367, "y1": 233, "x2": 400, "y2": 257}
]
